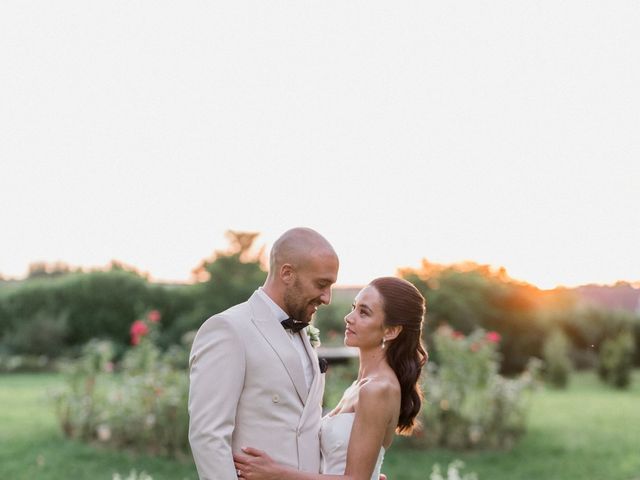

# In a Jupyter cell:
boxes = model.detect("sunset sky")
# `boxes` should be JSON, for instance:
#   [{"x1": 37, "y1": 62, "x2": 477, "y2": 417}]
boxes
[{"x1": 1, "y1": 1, "x2": 638, "y2": 289}]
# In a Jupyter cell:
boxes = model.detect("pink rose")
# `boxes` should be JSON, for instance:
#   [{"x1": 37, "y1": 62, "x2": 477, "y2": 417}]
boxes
[
  {"x1": 485, "y1": 331, "x2": 501, "y2": 343},
  {"x1": 130, "y1": 320, "x2": 149, "y2": 345},
  {"x1": 147, "y1": 310, "x2": 161, "y2": 323}
]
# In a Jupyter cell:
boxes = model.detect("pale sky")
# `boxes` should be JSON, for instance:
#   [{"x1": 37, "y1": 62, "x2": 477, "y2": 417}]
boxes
[{"x1": 1, "y1": 1, "x2": 639, "y2": 289}]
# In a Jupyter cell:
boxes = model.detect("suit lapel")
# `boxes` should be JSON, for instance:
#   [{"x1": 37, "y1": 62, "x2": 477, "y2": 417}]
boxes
[
  {"x1": 300, "y1": 325, "x2": 323, "y2": 425},
  {"x1": 249, "y1": 292, "x2": 309, "y2": 405},
  {"x1": 301, "y1": 327, "x2": 320, "y2": 381}
]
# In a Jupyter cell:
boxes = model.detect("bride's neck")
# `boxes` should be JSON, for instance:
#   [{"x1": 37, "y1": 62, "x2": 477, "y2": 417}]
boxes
[{"x1": 357, "y1": 347, "x2": 387, "y2": 380}]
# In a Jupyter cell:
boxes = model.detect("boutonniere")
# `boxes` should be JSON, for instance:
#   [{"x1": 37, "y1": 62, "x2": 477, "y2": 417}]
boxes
[{"x1": 306, "y1": 324, "x2": 321, "y2": 348}]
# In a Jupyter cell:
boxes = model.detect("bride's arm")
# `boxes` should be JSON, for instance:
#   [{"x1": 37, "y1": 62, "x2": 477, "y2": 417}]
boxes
[
  {"x1": 343, "y1": 381, "x2": 392, "y2": 480},
  {"x1": 234, "y1": 382, "x2": 393, "y2": 480}
]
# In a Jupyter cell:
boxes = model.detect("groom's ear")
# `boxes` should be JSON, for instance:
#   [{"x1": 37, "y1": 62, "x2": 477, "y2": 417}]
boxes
[
  {"x1": 280, "y1": 263, "x2": 295, "y2": 285},
  {"x1": 384, "y1": 325, "x2": 403, "y2": 342}
]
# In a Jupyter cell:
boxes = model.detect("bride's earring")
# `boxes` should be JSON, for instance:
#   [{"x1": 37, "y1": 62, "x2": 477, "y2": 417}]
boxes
[{"x1": 381, "y1": 338, "x2": 386, "y2": 349}]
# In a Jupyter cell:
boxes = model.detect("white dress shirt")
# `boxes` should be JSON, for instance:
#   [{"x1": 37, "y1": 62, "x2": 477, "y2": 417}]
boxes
[{"x1": 257, "y1": 287, "x2": 314, "y2": 390}]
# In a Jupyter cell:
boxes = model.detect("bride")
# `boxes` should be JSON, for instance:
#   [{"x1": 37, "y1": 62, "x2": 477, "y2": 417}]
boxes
[{"x1": 234, "y1": 276, "x2": 428, "y2": 480}]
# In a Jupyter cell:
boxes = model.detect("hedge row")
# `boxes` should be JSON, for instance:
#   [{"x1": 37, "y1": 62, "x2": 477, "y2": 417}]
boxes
[{"x1": 0, "y1": 271, "x2": 195, "y2": 356}]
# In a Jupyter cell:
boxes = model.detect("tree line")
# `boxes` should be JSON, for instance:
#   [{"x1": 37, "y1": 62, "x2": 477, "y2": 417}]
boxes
[{"x1": 1, "y1": 232, "x2": 638, "y2": 375}]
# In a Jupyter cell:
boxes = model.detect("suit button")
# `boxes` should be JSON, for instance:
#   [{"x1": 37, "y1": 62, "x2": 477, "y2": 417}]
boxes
[{"x1": 272, "y1": 394, "x2": 280, "y2": 403}]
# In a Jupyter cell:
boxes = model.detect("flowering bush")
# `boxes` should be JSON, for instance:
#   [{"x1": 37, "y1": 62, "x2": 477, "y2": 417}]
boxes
[
  {"x1": 414, "y1": 326, "x2": 541, "y2": 449},
  {"x1": 53, "y1": 310, "x2": 192, "y2": 457},
  {"x1": 130, "y1": 320, "x2": 149, "y2": 346}
]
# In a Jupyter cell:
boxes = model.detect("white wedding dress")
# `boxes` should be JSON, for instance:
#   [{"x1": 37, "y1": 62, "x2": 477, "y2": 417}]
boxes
[{"x1": 319, "y1": 412, "x2": 385, "y2": 480}]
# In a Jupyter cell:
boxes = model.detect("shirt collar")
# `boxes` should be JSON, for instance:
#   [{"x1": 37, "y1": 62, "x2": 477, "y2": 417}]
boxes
[{"x1": 257, "y1": 287, "x2": 290, "y2": 322}]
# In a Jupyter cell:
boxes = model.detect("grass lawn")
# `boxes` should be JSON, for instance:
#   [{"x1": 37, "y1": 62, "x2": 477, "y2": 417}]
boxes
[
  {"x1": 0, "y1": 374, "x2": 197, "y2": 480},
  {"x1": 385, "y1": 371, "x2": 640, "y2": 480},
  {"x1": 1, "y1": 371, "x2": 639, "y2": 480}
]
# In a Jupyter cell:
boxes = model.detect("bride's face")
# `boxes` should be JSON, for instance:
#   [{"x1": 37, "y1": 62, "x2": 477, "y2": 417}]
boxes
[{"x1": 343, "y1": 285, "x2": 386, "y2": 349}]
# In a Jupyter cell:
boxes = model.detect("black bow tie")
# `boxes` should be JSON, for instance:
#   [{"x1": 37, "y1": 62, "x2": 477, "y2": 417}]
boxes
[{"x1": 281, "y1": 317, "x2": 309, "y2": 333}]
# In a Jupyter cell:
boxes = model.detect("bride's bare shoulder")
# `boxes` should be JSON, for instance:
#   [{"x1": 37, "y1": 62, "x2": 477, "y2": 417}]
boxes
[{"x1": 358, "y1": 374, "x2": 401, "y2": 408}]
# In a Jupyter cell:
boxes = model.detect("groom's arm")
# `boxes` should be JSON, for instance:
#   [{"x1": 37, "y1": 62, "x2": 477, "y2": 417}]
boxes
[{"x1": 189, "y1": 315, "x2": 246, "y2": 480}]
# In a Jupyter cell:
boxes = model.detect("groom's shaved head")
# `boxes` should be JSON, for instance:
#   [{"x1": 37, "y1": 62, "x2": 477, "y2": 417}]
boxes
[
  {"x1": 269, "y1": 227, "x2": 337, "y2": 273},
  {"x1": 265, "y1": 227, "x2": 339, "y2": 320}
]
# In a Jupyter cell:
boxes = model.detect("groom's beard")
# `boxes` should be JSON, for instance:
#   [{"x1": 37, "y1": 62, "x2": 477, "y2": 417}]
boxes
[{"x1": 284, "y1": 282, "x2": 321, "y2": 323}]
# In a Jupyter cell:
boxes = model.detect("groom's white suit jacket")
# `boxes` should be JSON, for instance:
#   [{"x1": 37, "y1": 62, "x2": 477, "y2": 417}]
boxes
[{"x1": 188, "y1": 291, "x2": 324, "y2": 480}]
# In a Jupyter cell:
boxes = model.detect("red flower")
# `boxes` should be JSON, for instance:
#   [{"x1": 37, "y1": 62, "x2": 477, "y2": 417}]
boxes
[
  {"x1": 452, "y1": 330, "x2": 465, "y2": 339},
  {"x1": 131, "y1": 320, "x2": 149, "y2": 336},
  {"x1": 147, "y1": 310, "x2": 161, "y2": 323},
  {"x1": 130, "y1": 320, "x2": 149, "y2": 345},
  {"x1": 485, "y1": 331, "x2": 501, "y2": 343}
]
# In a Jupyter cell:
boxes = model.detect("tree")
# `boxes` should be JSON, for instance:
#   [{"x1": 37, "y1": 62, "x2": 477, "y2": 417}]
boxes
[
  {"x1": 27, "y1": 261, "x2": 77, "y2": 279},
  {"x1": 189, "y1": 231, "x2": 267, "y2": 325},
  {"x1": 400, "y1": 259, "x2": 547, "y2": 373}
]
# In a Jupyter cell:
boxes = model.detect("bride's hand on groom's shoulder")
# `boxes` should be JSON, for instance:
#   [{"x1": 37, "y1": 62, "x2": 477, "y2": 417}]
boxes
[{"x1": 233, "y1": 446, "x2": 283, "y2": 480}]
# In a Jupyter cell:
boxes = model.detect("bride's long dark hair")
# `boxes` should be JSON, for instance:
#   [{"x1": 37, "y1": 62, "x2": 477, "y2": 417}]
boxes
[{"x1": 370, "y1": 277, "x2": 428, "y2": 435}]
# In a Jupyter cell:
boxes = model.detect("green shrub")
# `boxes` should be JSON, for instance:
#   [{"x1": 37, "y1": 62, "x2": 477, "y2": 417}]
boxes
[
  {"x1": 0, "y1": 233, "x2": 266, "y2": 356},
  {"x1": 598, "y1": 331, "x2": 635, "y2": 389},
  {"x1": 53, "y1": 313, "x2": 191, "y2": 457},
  {"x1": 2, "y1": 310, "x2": 69, "y2": 356},
  {"x1": 0, "y1": 271, "x2": 195, "y2": 355},
  {"x1": 633, "y1": 316, "x2": 640, "y2": 366},
  {"x1": 560, "y1": 306, "x2": 635, "y2": 353},
  {"x1": 542, "y1": 329, "x2": 572, "y2": 388},
  {"x1": 413, "y1": 326, "x2": 540, "y2": 450}
]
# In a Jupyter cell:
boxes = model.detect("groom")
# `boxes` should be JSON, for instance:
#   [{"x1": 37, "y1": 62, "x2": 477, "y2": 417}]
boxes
[{"x1": 188, "y1": 227, "x2": 339, "y2": 479}]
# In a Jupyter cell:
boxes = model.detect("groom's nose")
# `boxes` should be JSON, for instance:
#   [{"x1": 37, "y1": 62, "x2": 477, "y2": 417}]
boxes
[{"x1": 319, "y1": 288, "x2": 332, "y2": 305}]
